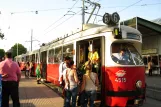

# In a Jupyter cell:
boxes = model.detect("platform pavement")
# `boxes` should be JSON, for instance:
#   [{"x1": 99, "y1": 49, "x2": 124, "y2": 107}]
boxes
[
  {"x1": 8, "y1": 74, "x2": 160, "y2": 107},
  {"x1": 146, "y1": 75, "x2": 161, "y2": 89},
  {"x1": 9, "y1": 75, "x2": 64, "y2": 107},
  {"x1": 146, "y1": 75, "x2": 161, "y2": 101}
]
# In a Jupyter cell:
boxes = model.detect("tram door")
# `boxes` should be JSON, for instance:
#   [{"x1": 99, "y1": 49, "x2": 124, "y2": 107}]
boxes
[
  {"x1": 76, "y1": 37, "x2": 105, "y2": 102},
  {"x1": 31, "y1": 54, "x2": 35, "y2": 76},
  {"x1": 40, "y1": 51, "x2": 47, "y2": 80}
]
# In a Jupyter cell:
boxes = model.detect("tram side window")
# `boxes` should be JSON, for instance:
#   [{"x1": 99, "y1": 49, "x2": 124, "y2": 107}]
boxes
[
  {"x1": 63, "y1": 44, "x2": 74, "y2": 60},
  {"x1": 36, "y1": 53, "x2": 38, "y2": 63},
  {"x1": 152, "y1": 56, "x2": 158, "y2": 65},
  {"x1": 32, "y1": 54, "x2": 35, "y2": 62},
  {"x1": 48, "y1": 49, "x2": 54, "y2": 64},
  {"x1": 29, "y1": 55, "x2": 32, "y2": 62},
  {"x1": 111, "y1": 43, "x2": 144, "y2": 65},
  {"x1": 22, "y1": 57, "x2": 24, "y2": 62},
  {"x1": 26, "y1": 56, "x2": 29, "y2": 62},
  {"x1": 142, "y1": 56, "x2": 148, "y2": 65},
  {"x1": 54, "y1": 47, "x2": 62, "y2": 63}
]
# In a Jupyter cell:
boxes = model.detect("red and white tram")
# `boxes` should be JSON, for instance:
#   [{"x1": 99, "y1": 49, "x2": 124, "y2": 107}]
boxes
[{"x1": 15, "y1": 16, "x2": 146, "y2": 107}]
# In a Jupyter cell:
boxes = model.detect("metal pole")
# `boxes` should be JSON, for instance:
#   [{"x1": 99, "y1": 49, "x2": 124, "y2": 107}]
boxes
[
  {"x1": 31, "y1": 29, "x2": 33, "y2": 51},
  {"x1": 136, "y1": 17, "x2": 138, "y2": 30},
  {"x1": 17, "y1": 43, "x2": 18, "y2": 56},
  {"x1": 82, "y1": 0, "x2": 85, "y2": 30},
  {"x1": 86, "y1": 4, "x2": 97, "y2": 24}
]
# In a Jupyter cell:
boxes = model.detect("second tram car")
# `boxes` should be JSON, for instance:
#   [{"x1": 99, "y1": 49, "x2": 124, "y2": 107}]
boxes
[{"x1": 15, "y1": 18, "x2": 146, "y2": 107}]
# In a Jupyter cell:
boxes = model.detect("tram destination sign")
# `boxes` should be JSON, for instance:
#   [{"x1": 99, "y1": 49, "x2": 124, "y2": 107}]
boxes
[{"x1": 103, "y1": 12, "x2": 120, "y2": 26}]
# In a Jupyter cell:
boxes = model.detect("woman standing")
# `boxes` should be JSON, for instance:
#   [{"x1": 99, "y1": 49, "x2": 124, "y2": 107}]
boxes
[
  {"x1": 25, "y1": 62, "x2": 30, "y2": 78},
  {"x1": 81, "y1": 60, "x2": 99, "y2": 107},
  {"x1": 36, "y1": 64, "x2": 41, "y2": 84},
  {"x1": 65, "y1": 60, "x2": 79, "y2": 107}
]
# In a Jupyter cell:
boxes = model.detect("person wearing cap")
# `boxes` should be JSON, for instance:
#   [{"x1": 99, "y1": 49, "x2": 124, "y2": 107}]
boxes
[{"x1": 0, "y1": 51, "x2": 21, "y2": 107}]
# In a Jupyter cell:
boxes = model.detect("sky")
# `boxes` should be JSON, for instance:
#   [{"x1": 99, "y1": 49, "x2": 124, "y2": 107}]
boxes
[{"x1": 0, "y1": 0, "x2": 161, "y2": 52}]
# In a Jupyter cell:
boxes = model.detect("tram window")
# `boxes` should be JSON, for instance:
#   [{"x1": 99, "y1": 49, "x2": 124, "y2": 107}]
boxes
[
  {"x1": 54, "y1": 47, "x2": 62, "y2": 63},
  {"x1": 63, "y1": 44, "x2": 74, "y2": 59},
  {"x1": 32, "y1": 54, "x2": 35, "y2": 62},
  {"x1": 36, "y1": 53, "x2": 38, "y2": 63},
  {"x1": 111, "y1": 43, "x2": 144, "y2": 65},
  {"x1": 48, "y1": 49, "x2": 54, "y2": 64},
  {"x1": 159, "y1": 55, "x2": 161, "y2": 62},
  {"x1": 26, "y1": 56, "x2": 29, "y2": 62},
  {"x1": 142, "y1": 56, "x2": 148, "y2": 65},
  {"x1": 22, "y1": 57, "x2": 24, "y2": 62},
  {"x1": 152, "y1": 56, "x2": 158, "y2": 65}
]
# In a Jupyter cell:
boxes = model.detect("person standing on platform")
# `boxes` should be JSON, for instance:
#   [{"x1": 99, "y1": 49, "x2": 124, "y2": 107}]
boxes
[
  {"x1": 81, "y1": 60, "x2": 99, "y2": 107},
  {"x1": 148, "y1": 59, "x2": 153, "y2": 76},
  {"x1": 65, "y1": 60, "x2": 79, "y2": 107},
  {"x1": 0, "y1": 51, "x2": 21, "y2": 107},
  {"x1": 35, "y1": 64, "x2": 41, "y2": 84},
  {"x1": 25, "y1": 62, "x2": 30, "y2": 78},
  {"x1": 59, "y1": 56, "x2": 71, "y2": 107}
]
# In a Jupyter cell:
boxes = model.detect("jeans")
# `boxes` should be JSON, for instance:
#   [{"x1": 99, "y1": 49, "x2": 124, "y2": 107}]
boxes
[
  {"x1": 82, "y1": 90, "x2": 96, "y2": 107},
  {"x1": 25, "y1": 70, "x2": 29, "y2": 78},
  {"x1": 65, "y1": 86, "x2": 78, "y2": 107}
]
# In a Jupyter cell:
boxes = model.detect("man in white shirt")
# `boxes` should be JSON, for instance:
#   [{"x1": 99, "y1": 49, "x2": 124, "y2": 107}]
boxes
[
  {"x1": 58, "y1": 56, "x2": 70, "y2": 107},
  {"x1": 59, "y1": 56, "x2": 71, "y2": 85}
]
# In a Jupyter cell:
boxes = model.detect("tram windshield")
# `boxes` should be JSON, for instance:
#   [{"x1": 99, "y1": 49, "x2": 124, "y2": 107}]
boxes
[{"x1": 111, "y1": 43, "x2": 144, "y2": 65}]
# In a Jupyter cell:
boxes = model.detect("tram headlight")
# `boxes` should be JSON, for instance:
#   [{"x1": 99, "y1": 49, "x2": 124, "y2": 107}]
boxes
[{"x1": 136, "y1": 80, "x2": 142, "y2": 88}]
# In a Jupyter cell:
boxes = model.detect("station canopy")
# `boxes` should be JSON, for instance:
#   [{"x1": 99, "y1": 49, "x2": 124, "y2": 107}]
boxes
[
  {"x1": 120, "y1": 17, "x2": 161, "y2": 38},
  {"x1": 152, "y1": 18, "x2": 161, "y2": 25}
]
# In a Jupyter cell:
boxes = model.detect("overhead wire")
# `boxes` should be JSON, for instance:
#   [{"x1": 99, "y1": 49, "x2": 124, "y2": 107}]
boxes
[
  {"x1": 44, "y1": 0, "x2": 80, "y2": 32},
  {"x1": 118, "y1": 0, "x2": 143, "y2": 13},
  {"x1": 10, "y1": 7, "x2": 81, "y2": 14},
  {"x1": 101, "y1": 2, "x2": 161, "y2": 9},
  {"x1": 87, "y1": 0, "x2": 147, "y2": 18},
  {"x1": 44, "y1": 9, "x2": 82, "y2": 36},
  {"x1": 44, "y1": 0, "x2": 99, "y2": 34}
]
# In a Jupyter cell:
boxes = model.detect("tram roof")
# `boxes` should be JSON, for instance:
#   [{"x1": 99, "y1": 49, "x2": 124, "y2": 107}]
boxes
[{"x1": 121, "y1": 17, "x2": 161, "y2": 37}]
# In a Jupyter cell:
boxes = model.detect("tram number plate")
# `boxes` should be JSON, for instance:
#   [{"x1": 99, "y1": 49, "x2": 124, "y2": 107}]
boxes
[{"x1": 115, "y1": 78, "x2": 126, "y2": 83}]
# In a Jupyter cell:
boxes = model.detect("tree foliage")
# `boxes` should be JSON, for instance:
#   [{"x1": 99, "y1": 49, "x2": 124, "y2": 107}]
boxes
[
  {"x1": 0, "y1": 32, "x2": 4, "y2": 39},
  {"x1": 11, "y1": 43, "x2": 27, "y2": 58},
  {"x1": 0, "y1": 49, "x2": 5, "y2": 58}
]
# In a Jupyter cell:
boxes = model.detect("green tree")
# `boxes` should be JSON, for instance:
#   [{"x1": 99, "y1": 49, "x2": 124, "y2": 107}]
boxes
[
  {"x1": 0, "y1": 48, "x2": 5, "y2": 58},
  {"x1": 0, "y1": 32, "x2": 4, "y2": 39},
  {"x1": 11, "y1": 43, "x2": 27, "y2": 58}
]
